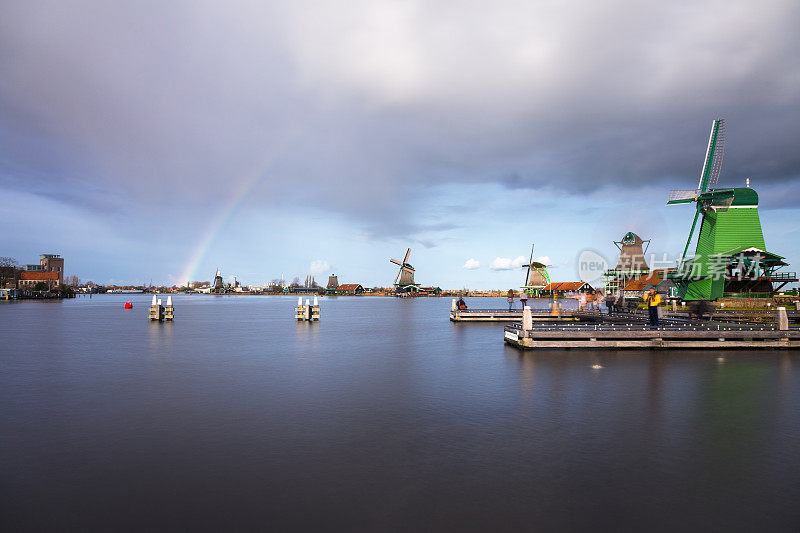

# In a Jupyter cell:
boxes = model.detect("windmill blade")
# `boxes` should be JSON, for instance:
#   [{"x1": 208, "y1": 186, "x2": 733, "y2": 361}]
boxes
[
  {"x1": 394, "y1": 269, "x2": 401, "y2": 284},
  {"x1": 403, "y1": 265, "x2": 415, "y2": 272},
  {"x1": 667, "y1": 189, "x2": 700, "y2": 205},
  {"x1": 707, "y1": 119, "x2": 725, "y2": 187},
  {"x1": 390, "y1": 259, "x2": 402, "y2": 266},
  {"x1": 403, "y1": 248, "x2": 411, "y2": 263},
  {"x1": 524, "y1": 244, "x2": 534, "y2": 285},
  {"x1": 697, "y1": 119, "x2": 724, "y2": 193}
]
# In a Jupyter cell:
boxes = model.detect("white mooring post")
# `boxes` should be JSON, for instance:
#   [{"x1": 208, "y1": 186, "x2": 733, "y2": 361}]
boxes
[
  {"x1": 777, "y1": 307, "x2": 789, "y2": 331},
  {"x1": 522, "y1": 305, "x2": 533, "y2": 332},
  {"x1": 672, "y1": 300, "x2": 677, "y2": 313},
  {"x1": 295, "y1": 297, "x2": 304, "y2": 320},
  {"x1": 311, "y1": 296, "x2": 320, "y2": 321},
  {"x1": 304, "y1": 299, "x2": 311, "y2": 321},
  {"x1": 148, "y1": 294, "x2": 161, "y2": 321},
  {"x1": 164, "y1": 295, "x2": 174, "y2": 321},
  {"x1": 451, "y1": 299, "x2": 457, "y2": 312}
]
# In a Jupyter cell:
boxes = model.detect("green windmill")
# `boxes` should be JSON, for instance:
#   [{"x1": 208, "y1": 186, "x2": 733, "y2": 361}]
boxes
[{"x1": 667, "y1": 119, "x2": 795, "y2": 300}]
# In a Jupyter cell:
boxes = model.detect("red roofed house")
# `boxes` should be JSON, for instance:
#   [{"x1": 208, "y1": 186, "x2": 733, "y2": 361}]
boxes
[
  {"x1": 621, "y1": 269, "x2": 676, "y2": 299},
  {"x1": 542, "y1": 281, "x2": 594, "y2": 296},
  {"x1": 18, "y1": 271, "x2": 60, "y2": 290},
  {"x1": 335, "y1": 283, "x2": 365, "y2": 295}
]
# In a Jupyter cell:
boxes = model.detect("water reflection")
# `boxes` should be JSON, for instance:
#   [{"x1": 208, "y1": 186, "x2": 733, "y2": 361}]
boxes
[{"x1": 1, "y1": 296, "x2": 799, "y2": 531}]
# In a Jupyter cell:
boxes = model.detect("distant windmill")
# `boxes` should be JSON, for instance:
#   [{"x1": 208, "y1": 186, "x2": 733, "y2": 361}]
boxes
[
  {"x1": 520, "y1": 244, "x2": 550, "y2": 293},
  {"x1": 390, "y1": 248, "x2": 420, "y2": 293}
]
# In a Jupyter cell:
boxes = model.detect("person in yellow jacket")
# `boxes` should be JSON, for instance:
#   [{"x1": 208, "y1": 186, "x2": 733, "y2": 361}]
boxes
[{"x1": 643, "y1": 287, "x2": 661, "y2": 326}]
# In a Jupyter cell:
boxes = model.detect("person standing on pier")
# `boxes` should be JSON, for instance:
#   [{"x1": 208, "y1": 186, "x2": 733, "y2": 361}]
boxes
[
  {"x1": 507, "y1": 289, "x2": 515, "y2": 311},
  {"x1": 616, "y1": 292, "x2": 625, "y2": 314},
  {"x1": 606, "y1": 292, "x2": 615, "y2": 316},
  {"x1": 644, "y1": 287, "x2": 661, "y2": 327},
  {"x1": 519, "y1": 291, "x2": 528, "y2": 310}
]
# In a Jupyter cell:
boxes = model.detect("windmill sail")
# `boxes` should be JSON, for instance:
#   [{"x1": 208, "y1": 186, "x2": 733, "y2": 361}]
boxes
[
  {"x1": 667, "y1": 119, "x2": 727, "y2": 262},
  {"x1": 700, "y1": 119, "x2": 725, "y2": 191}
]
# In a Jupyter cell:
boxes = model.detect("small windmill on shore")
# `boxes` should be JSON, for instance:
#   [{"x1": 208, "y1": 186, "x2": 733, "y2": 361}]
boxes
[
  {"x1": 521, "y1": 244, "x2": 550, "y2": 295},
  {"x1": 390, "y1": 248, "x2": 420, "y2": 294}
]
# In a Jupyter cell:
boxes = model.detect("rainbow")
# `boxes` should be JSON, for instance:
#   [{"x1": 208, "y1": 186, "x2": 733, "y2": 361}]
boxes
[{"x1": 178, "y1": 125, "x2": 304, "y2": 285}]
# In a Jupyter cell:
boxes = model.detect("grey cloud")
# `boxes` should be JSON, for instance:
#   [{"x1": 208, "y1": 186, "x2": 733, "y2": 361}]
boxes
[{"x1": 1, "y1": 0, "x2": 799, "y2": 239}]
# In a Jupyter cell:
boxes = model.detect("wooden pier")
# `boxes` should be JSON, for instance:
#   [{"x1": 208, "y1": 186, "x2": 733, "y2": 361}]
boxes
[
  {"x1": 450, "y1": 308, "x2": 582, "y2": 322},
  {"x1": 504, "y1": 323, "x2": 800, "y2": 349},
  {"x1": 450, "y1": 307, "x2": 689, "y2": 325},
  {"x1": 452, "y1": 305, "x2": 800, "y2": 325}
]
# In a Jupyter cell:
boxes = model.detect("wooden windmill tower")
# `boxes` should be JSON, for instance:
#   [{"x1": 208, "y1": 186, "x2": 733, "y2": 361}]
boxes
[
  {"x1": 520, "y1": 244, "x2": 550, "y2": 295},
  {"x1": 390, "y1": 248, "x2": 420, "y2": 294}
]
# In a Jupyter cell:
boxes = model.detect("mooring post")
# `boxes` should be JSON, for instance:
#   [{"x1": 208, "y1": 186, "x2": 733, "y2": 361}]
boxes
[
  {"x1": 164, "y1": 295, "x2": 174, "y2": 321},
  {"x1": 795, "y1": 301, "x2": 800, "y2": 311},
  {"x1": 522, "y1": 305, "x2": 533, "y2": 332},
  {"x1": 148, "y1": 294, "x2": 161, "y2": 321},
  {"x1": 671, "y1": 300, "x2": 677, "y2": 313},
  {"x1": 451, "y1": 299, "x2": 457, "y2": 312},
  {"x1": 311, "y1": 296, "x2": 320, "y2": 321},
  {"x1": 777, "y1": 307, "x2": 789, "y2": 331},
  {"x1": 304, "y1": 299, "x2": 311, "y2": 321},
  {"x1": 295, "y1": 297, "x2": 304, "y2": 320}
]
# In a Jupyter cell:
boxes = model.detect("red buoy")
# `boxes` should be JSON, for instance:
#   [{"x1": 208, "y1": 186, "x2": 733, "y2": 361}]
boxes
[{"x1": 124, "y1": 302, "x2": 133, "y2": 309}]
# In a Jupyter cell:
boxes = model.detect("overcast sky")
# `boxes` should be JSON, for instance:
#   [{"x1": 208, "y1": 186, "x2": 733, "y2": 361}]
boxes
[{"x1": 2, "y1": 0, "x2": 799, "y2": 288}]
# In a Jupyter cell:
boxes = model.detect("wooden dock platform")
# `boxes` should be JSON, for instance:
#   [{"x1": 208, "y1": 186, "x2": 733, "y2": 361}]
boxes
[
  {"x1": 452, "y1": 306, "x2": 800, "y2": 325},
  {"x1": 451, "y1": 308, "x2": 690, "y2": 325},
  {"x1": 450, "y1": 308, "x2": 584, "y2": 322},
  {"x1": 504, "y1": 323, "x2": 800, "y2": 350}
]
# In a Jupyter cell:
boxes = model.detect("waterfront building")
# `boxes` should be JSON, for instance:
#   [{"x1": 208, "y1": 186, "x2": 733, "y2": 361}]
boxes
[
  {"x1": 541, "y1": 281, "x2": 593, "y2": 296},
  {"x1": 621, "y1": 269, "x2": 677, "y2": 299},
  {"x1": 18, "y1": 271, "x2": 60, "y2": 290},
  {"x1": 39, "y1": 254, "x2": 64, "y2": 284},
  {"x1": 21, "y1": 253, "x2": 64, "y2": 285},
  {"x1": 335, "y1": 284, "x2": 365, "y2": 295},
  {"x1": 417, "y1": 286, "x2": 442, "y2": 296}
]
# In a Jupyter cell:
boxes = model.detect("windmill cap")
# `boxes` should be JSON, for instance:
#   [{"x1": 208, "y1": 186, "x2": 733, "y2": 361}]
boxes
[{"x1": 621, "y1": 232, "x2": 644, "y2": 245}]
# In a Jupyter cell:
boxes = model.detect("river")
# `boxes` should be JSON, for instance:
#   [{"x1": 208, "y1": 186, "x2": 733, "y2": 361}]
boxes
[{"x1": 2, "y1": 295, "x2": 799, "y2": 530}]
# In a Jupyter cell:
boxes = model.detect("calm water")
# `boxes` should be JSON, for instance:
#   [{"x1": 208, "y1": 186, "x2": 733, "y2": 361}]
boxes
[{"x1": 2, "y1": 295, "x2": 799, "y2": 531}]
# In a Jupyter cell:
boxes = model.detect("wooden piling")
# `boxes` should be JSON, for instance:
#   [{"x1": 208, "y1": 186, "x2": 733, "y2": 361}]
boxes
[{"x1": 777, "y1": 307, "x2": 789, "y2": 331}]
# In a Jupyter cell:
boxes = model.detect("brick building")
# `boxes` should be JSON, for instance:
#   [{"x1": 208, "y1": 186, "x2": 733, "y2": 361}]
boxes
[
  {"x1": 18, "y1": 271, "x2": 60, "y2": 290},
  {"x1": 19, "y1": 253, "x2": 64, "y2": 289}
]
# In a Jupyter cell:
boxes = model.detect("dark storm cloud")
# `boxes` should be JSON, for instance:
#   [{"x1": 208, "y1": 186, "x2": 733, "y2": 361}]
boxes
[{"x1": 1, "y1": 0, "x2": 799, "y2": 235}]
